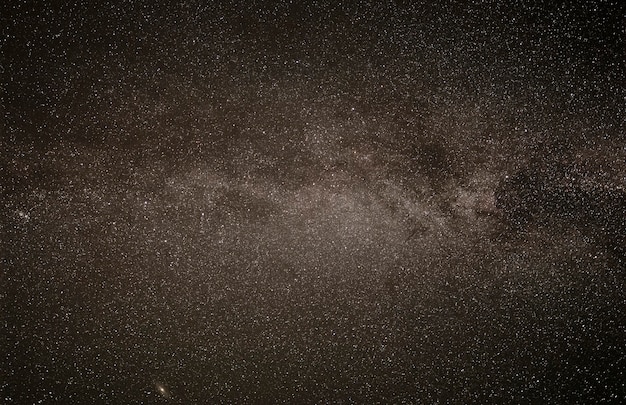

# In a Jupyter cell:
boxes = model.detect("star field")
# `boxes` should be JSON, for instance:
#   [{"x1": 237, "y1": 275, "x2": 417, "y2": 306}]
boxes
[{"x1": 2, "y1": 0, "x2": 625, "y2": 403}]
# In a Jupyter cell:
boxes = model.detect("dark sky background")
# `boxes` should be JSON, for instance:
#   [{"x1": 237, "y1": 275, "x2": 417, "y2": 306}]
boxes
[{"x1": 2, "y1": 0, "x2": 625, "y2": 403}]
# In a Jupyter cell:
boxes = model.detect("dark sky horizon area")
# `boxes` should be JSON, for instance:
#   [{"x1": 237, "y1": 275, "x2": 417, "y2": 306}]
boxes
[{"x1": 2, "y1": 1, "x2": 625, "y2": 403}]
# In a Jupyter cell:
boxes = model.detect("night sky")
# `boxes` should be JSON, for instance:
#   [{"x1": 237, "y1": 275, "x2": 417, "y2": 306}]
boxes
[{"x1": 2, "y1": 0, "x2": 625, "y2": 403}]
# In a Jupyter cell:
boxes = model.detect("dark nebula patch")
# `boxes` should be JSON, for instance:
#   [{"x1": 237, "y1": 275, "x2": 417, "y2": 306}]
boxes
[
  {"x1": 495, "y1": 161, "x2": 626, "y2": 264},
  {"x1": 2, "y1": 1, "x2": 625, "y2": 403}
]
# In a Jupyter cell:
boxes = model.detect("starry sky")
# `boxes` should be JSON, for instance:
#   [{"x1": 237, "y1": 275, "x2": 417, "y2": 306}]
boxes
[{"x1": 2, "y1": 0, "x2": 625, "y2": 403}]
